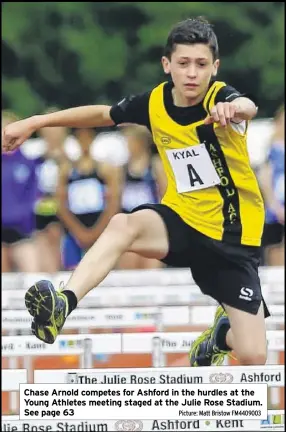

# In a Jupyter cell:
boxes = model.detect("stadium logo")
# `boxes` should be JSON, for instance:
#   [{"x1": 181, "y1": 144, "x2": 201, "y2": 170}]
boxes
[
  {"x1": 209, "y1": 373, "x2": 233, "y2": 384},
  {"x1": 114, "y1": 420, "x2": 143, "y2": 431}
]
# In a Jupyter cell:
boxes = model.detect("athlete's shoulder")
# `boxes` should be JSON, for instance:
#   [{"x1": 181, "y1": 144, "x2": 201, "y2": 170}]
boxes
[
  {"x1": 211, "y1": 81, "x2": 242, "y2": 103},
  {"x1": 213, "y1": 80, "x2": 256, "y2": 105}
]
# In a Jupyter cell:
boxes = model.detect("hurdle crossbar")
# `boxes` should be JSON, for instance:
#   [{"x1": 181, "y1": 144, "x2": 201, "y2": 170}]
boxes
[{"x1": 2, "y1": 330, "x2": 284, "y2": 357}]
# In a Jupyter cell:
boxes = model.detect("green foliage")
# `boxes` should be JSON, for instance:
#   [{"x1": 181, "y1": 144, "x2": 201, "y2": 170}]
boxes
[{"x1": 2, "y1": 2, "x2": 284, "y2": 118}]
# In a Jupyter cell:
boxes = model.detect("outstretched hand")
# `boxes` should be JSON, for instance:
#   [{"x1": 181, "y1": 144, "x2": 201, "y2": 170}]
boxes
[{"x1": 2, "y1": 118, "x2": 37, "y2": 153}]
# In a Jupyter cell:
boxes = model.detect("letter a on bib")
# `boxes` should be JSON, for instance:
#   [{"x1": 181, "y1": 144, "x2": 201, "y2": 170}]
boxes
[{"x1": 166, "y1": 144, "x2": 221, "y2": 193}]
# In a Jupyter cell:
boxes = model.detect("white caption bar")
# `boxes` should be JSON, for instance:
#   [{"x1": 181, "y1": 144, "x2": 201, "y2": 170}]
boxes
[{"x1": 20, "y1": 384, "x2": 267, "y2": 420}]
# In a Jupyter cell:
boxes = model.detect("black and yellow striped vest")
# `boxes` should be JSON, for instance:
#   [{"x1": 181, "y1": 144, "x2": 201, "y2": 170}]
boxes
[{"x1": 149, "y1": 81, "x2": 265, "y2": 246}]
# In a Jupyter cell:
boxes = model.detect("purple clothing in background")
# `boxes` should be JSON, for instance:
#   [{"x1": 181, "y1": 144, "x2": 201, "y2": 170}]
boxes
[{"x1": 2, "y1": 149, "x2": 39, "y2": 235}]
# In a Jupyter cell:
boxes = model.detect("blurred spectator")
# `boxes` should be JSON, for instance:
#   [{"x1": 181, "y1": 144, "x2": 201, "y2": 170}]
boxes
[
  {"x1": 33, "y1": 108, "x2": 72, "y2": 272},
  {"x1": 260, "y1": 105, "x2": 285, "y2": 265},
  {"x1": 1, "y1": 111, "x2": 39, "y2": 272},
  {"x1": 90, "y1": 129, "x2": 129, "y2": 166},
  {"x1": 247, "y1": 118, "x2": 274, "y2": 170},
  {"x1": 117, "y1": 125, "x2": 166, "y2": 269},
  {"x1": 56, "y1": 128, "x2": 123, "y2": 270}
]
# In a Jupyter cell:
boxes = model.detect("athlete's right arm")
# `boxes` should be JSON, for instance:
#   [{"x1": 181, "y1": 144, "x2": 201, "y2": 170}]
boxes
[{"x1": 2, "y1": 105, "x2": 114, "y2": 153}]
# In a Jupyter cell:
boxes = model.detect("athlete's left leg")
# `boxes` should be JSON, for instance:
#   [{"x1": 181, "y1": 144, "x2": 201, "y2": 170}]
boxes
[
  {"x1": 189, "y1": 302, "x2": 267, "y2": 366},
  {"x1": 189, "y1": 238, "x2": 269, "y2": 366},
  {"x1": 223, "y1": 302, "x2": 267, "y2": 365}
]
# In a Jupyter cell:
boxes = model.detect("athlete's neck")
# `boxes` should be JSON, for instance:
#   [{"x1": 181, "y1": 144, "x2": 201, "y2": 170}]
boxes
[{"x1": 171, "y1": 87, "x2": 207, "y2": 108}]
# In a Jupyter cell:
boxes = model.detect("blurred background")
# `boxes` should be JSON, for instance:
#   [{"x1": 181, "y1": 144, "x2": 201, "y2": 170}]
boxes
[
  {"x1": 2, "y1": 1, "x2": 285, "y2": 272},
  {"x1": 1, "y1": 2, "x2": 285, "y2": 416},
  {"x1": 2, "y1": 2, "x2": 285, "y2": 117}
]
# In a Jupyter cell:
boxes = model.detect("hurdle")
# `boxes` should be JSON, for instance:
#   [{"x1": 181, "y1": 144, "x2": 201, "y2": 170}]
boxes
[
  {"x1": 2, "y1": 267, "x2": 284, "y2": 308},
  {"x1": 2, "y1": 330, "x2": 284, "y2": 360},
  {"x1": 2, "y1": 304, "x2": 284, "y2": 330}
]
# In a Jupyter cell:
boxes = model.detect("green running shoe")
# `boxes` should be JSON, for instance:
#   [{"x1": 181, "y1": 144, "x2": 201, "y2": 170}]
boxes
[
  {"x1": 25, "y1": 280, "x2": 69, "y2": 344},
  {"x1": 189, "y1": 305, "x2": 235, "y2": 366}
]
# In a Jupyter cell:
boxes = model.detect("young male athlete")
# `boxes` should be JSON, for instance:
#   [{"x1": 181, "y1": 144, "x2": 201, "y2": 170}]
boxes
[{"x1": 2, "y1": 17, "x2": 270, "y2": 366}]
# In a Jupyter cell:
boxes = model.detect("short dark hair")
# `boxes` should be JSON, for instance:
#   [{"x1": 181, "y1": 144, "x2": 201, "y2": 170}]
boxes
[{"x1": 164, "y1": 17, "x2": 219, "y2": 61}]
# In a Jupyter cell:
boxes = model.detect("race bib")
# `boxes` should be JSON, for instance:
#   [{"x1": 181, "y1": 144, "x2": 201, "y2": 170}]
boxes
[{"x1": 166, "y1": 144, "x2": 221, "y2": 193}]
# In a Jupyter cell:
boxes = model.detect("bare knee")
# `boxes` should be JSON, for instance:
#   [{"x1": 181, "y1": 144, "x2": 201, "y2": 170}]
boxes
[
  {"x1": 237, "y1": 348, "x2": 267, "y2": 365},
  {"x1": 108, "y1": 213, "x2": 140, "y2": 244}
]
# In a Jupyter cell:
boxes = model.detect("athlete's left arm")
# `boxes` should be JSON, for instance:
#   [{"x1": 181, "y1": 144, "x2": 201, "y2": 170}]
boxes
[
  {"x1": 204, "y1": 84, "x2": 258, "y2": 127},
  {"x1": 204, "y1": 97, "x2": 257, "y2": 127},
  {"x1": 228, "y1": 97, "x2": 258, "y2": 122}
]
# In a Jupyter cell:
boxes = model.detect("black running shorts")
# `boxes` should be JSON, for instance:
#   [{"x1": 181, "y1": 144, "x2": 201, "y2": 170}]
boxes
[{"x1": 131, "y1": 204, "x2": 270, "y2": 318}]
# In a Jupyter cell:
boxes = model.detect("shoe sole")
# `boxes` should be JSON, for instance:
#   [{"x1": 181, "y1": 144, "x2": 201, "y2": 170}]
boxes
[{"x1": 25, "y1": 281, "x2": 56, "y2": 322}]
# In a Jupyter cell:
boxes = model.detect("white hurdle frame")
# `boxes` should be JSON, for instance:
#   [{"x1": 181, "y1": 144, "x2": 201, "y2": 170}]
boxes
[
  {"x1": 2, "y1": 330, "x2": 284, "y2": 361},
  {"x1": 2, "y1": 267, "x2": 284, "y2": 414}
]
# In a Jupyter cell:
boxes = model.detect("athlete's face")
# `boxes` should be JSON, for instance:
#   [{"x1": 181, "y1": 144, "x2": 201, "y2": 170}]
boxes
[{"x1": 162, "y1": 43, "x2": 219, "y2": 105}]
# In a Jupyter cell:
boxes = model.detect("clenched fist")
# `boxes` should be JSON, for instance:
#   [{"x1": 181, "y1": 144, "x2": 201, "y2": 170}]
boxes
[
  {"x1": 204, "y1": 102, "x2": 240, "y2": 127},
  {"x1": 2, "y1": 117, "x2": 38, "y2": 153}
]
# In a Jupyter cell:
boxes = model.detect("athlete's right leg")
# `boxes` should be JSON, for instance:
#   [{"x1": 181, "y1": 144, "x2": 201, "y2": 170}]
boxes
[
  {"x1": 65, "y1": 210, "x2": 169, "y2": 299},
  {"x1": 25, "y1": 210, "x2": 169, "y2": 343}
]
